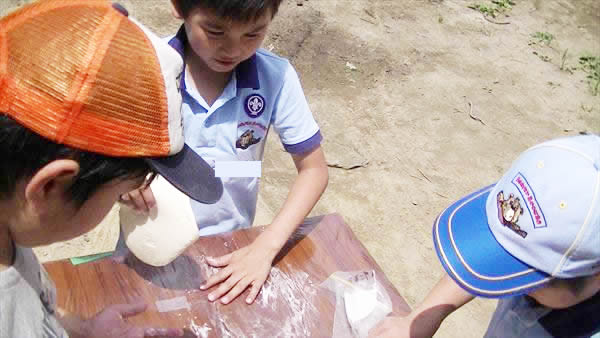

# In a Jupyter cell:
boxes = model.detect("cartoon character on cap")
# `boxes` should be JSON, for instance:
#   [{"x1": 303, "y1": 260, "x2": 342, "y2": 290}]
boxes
[{"x1": 497, "y1": 191, "x2": 527, "y2": 238}]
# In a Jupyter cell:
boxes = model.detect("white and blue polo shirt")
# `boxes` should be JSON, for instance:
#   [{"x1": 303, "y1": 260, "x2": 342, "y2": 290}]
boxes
[
  {"x1": 484, "y1": 293, "x2": 600, "y2": 337},
  {"x1": 167, "y1": 27, "x2": 322, "y2": 235}
]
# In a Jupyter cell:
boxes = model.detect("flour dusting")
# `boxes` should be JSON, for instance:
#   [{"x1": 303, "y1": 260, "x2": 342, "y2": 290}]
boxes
[
  {"x1": 190, "y1": 319, "x2": 212, "y2": 338},
  {"x1": 193, "y1": 258, "x2": 318, "y2": 336}
]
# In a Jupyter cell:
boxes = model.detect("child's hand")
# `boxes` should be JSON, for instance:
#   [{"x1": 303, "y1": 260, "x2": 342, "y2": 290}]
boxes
[
  {"x1": 119, "y1": 186, "x2": 156, "y2": 213},
  {"x1": 200, "y1": 236, "x2": 280, "y2": 305},
  {"x1": 84, "y1": 302, "x2": 183, "y2": 337}
]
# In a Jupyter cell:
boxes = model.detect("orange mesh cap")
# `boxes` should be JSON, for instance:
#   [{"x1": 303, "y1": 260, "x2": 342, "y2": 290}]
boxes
[{"x1": 0, "y1": 0, "x2": 223, "y2": 203}]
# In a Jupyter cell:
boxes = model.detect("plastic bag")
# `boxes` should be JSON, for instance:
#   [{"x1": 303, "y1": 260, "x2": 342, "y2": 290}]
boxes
[{"x1": 321, "y1": 270, "x2": 392, "y2": 338}]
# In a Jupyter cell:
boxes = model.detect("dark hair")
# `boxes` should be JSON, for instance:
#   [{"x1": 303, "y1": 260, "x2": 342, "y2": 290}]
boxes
[
  {"x1": 0, "y1": 114, "x2": 152, "y2": 207},
  {"x1": 173, "y1": 0, "x2": 283, "y2": 22}
]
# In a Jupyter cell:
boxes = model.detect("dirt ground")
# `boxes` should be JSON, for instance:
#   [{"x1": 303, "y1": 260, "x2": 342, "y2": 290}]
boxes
[{"x1": 3, "y1": 0, "x2": 599, "y2": 337}]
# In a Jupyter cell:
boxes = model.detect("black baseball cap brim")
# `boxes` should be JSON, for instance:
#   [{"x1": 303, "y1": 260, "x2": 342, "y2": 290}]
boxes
[{"x1": 146, "y1": 144, "x2": 223, "y2": 204}]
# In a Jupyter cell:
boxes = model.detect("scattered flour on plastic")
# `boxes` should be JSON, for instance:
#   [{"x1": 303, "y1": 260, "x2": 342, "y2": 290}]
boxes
[
  {"x1": 254, "y1": 265, "x2": 318, "y2": 336},
  {"x1": 190, "y1": 319, "x2": 212, "y2": 338},
  {"x1": 195, "y1": 257, "x2": 318, "y2": 336}
]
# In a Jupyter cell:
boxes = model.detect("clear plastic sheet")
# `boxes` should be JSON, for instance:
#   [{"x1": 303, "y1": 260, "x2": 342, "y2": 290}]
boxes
[{"x1": 321, "y1": 270, "x2": 392, "y2": 338}]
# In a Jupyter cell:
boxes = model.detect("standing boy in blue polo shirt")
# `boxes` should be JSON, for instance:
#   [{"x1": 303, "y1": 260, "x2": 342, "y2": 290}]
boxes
[
  {"x1": 370, "y1": 134, "x2": 600, "y2": 338},
  {"x1": 122, "y1": 0, "x2": 329, "y2": 306}
]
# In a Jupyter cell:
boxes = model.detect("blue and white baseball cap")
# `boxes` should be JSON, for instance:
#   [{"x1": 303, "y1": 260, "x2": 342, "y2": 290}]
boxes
[{"x1": 433, "y1": 134, "x2": 600, "y2": 298}]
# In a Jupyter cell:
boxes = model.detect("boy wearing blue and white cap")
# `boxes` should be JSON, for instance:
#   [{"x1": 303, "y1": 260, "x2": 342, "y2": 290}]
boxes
[{"x1": 370, "y1": 134, "x2": 600, "y2": 338}]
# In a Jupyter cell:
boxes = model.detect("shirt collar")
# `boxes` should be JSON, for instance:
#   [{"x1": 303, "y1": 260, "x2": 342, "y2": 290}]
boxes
[{"x1": 168, "y1": 25, "x2": 260, "y2": 90}]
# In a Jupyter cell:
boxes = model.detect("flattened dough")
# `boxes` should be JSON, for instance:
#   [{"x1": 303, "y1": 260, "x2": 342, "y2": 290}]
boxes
[{"x1": 120, "y1": 175, "x2": 199, "y2": 266}]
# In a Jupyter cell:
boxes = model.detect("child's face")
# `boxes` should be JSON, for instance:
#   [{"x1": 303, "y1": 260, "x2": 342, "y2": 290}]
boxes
[
  {"x1": 176, "y1": 6, "x2": 272, "y2": 73},
  {"x1": 12, "y1": 172, "x2": 145, "y2": 247},
  {"x1": 527, "y1": 275, "x2": 600, "y2": 309}
]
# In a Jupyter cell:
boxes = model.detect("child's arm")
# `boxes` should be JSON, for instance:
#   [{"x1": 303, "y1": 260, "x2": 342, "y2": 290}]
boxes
[
  {"x1": 200, "y1": 145, "x2": 328, "y2": 304},
  {"x1": 57, "y1": 303, "x2": 183, "y2": 337},
  {"x1": 368, "y1": 273, "x2": 475, "y2": 338}
]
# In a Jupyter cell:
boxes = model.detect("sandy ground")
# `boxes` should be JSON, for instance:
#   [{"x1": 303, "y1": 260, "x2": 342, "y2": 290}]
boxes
[{"x1": 3, "y1": 0, "x2": 599, "y2": 337}]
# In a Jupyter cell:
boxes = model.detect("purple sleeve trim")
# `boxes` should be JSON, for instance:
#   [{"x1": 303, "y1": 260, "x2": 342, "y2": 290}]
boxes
[{"x1": 283, "y1": 130, "x2": 323, "y2": 154}]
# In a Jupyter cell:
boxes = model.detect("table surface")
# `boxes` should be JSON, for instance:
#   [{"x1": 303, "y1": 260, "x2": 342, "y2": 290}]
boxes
[{"x1": 44, "y1": 213, "x2": 410, "y2": 337}]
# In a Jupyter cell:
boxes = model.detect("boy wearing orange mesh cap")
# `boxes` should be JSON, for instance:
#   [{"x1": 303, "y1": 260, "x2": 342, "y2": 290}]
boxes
[{"x1": 0, "y1": 1, "x2": 222, "y2": 337}]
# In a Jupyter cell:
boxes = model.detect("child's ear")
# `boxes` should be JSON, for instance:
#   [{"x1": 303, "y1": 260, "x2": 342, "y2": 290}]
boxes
[
  {"x1": 170, "y1": 0, "x2": 184, "y2": 20},
  {"x1": 24, "y1": 160, "x2": 80, "y2": 208}
]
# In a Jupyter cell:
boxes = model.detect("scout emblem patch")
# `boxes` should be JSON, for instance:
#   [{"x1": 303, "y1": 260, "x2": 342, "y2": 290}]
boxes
[{"x1": 244, "y1": 94, "x2": 265, "y2": 118}]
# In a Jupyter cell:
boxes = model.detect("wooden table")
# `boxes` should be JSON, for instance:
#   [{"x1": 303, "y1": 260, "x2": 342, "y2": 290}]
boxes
[{"x1": 45, "y1": 213, "x2": 410, "y2": 337}]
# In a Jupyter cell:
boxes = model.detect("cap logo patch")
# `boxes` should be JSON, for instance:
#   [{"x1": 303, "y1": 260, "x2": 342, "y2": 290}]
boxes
[
  {"x1": 496, "y1": 191, "x2": 528, "y2": 238},
  {"x1": 244, "y1": 94, "x2": 265, "y2": 118},
  {"x1": 512, "y1": 173, "x2": 547, "y2": 229}
]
